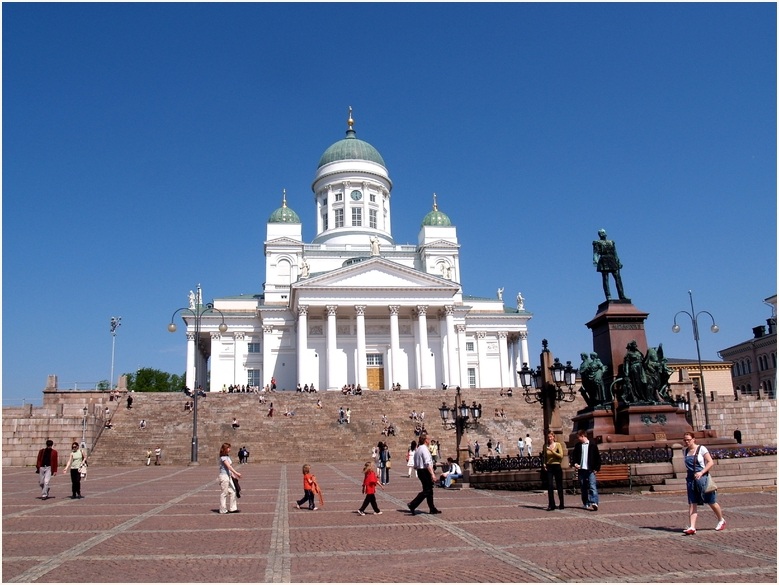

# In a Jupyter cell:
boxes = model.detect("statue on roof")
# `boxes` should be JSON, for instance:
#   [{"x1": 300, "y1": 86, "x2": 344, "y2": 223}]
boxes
[
  {"x1": 300, "y1": 258, "x2": 310, "y2": 278},
  {"x1": 189, "y1": 290, "x2": 196, "y2": 310},
  {"x1": 497, "y1": 287, "x2": 504, "y2": 301},
  {"x1": 516, "y1": 292, "x2": 525, "y2": 310},
  {"x1": 370, "y1": 236, "x2": 381, "y2": 256}
]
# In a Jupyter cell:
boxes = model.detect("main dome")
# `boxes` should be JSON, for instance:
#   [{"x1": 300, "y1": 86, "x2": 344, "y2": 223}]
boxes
[{"x1": 317, "y1": 111, "x2": 386, "y2": 168}]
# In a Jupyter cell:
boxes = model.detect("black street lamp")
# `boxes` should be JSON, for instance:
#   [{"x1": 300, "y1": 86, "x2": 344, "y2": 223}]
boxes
[
  {"x1": 81, "y1": 406, "x2": 89, "y2": 449},
  {"x1": 672, "y1": 290, "x2": 719, "y2": 430},
  {"x1": 517, "y1": 340, "x2": 577, "y2": 435},
  {"x1": 168, "y1": 300, "x2": 227, "y2": 464},
  {"x1": 438, "y1": 386, "x2": 481, "y2": 463}
]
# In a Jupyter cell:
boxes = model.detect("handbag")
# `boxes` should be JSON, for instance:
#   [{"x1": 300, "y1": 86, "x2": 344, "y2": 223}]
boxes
[
  {"x1": 386, "y1": 460, "x2": 392, "y2": 469},
  {"x1": 79, "y1": 462, "x2": 88, "y2": 479},
  {"x1": 703, "y1": 474, "x2": 717, "y2": 493}
]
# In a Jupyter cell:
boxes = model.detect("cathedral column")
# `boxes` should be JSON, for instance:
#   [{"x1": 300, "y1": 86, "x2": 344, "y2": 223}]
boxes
[
  {"x1": 389, "y1": 305, "x2": 401, "y2": 388},
  {"x1": 519, "y1": 331, "x2": 530, "y2": 370},
  {"x1": 444, "y1": 306, "x2": 458, "y2": 387},
  {"x1": 186, "y1": 332, "x2": 196, "y2": 390},
  {"x1": 509, "y1": 335, "x2": 519, "y2": 387},
  {"x1": 417, "y1": 305, "x2": 432, "y2": 389},
  {"x1": 297, "y1": 306, "x2": 309, "y2": 387},
  {"x1": 262, "y1": 325, "x2": 273, "y2": 388},
  {"x1": 234, "y1": 331, "x2": 246, "y2": 387},
  {"x1": 326, "y1": 305, "x2": 338, "y2": 390},
  {"x1": 498, "y1": 331, "x2": 510, "y2": 388},
  {"x1": 475, "y1": 331, "x2": 487, "y2": 387},
  {"x1": 355, "y1": 305, "x2": 367, "y2": 387},
  {"x1": 456, "y1": 325, "x2": 468, "y2": 388}
]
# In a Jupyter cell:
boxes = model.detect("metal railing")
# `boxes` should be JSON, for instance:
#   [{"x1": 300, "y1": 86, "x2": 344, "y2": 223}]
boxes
[{"x1": 470, "y1": 446, "x2": 675, "y2": 473}]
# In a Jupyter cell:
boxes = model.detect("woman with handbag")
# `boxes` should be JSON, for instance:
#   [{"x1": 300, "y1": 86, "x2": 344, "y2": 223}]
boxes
[
  {"x1": 682, "y1": 432, "x2": 726, "y2": 535},
  {"x1": 61, "y1": 442, "x2": 87, "y2": 499}
]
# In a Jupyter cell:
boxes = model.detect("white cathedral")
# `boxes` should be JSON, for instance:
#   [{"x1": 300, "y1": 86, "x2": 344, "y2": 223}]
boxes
[{"x1": 183, "y1": 111, "x2": 532, "y2": 392}]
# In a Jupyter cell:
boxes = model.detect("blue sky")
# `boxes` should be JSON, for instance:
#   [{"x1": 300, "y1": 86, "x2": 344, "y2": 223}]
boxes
[{"x1": 2, "y1": 2, "x2": 776, "y2": 406}]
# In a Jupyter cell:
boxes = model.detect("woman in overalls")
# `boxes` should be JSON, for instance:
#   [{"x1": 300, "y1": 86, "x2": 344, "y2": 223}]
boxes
[{"x1": 682, "y1": 432, "x2": 726, "y2": 535}]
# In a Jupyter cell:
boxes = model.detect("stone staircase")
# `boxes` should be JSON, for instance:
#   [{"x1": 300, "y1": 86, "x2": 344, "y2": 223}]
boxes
[
  {"x1": 650, "y1": 455, "x2": 777, "y2": 493},
  {"x1": 86, "y1": 389, "x2": 580, "y2": 466}
]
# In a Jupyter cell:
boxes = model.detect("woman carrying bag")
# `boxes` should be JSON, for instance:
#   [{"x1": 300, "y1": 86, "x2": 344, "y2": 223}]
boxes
[
  {"x1": 62, "y1": 442, "x2": 88, "y2": 499},
  {"x1": 682, "y1": 432, "x2": 726, "y2": 535}
]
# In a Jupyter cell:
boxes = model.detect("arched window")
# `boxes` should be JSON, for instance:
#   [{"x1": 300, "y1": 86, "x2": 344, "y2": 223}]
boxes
[
  {"x1": 764, "y1": 379, "x2": 775, "y2": 399},
  {"x1": 734, "y1": 362, "x2": 741, "y2": 377},
  {"x1": 746, "y1": 358, "x2": 752, "y2": 374},
  {"x1": 772, "y1": 353, "x2": 777, "y2": 369}
]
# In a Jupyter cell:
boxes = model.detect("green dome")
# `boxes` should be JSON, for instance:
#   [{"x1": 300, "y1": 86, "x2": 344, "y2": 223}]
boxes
[
  {"x1": 421, "y1": 194, "x2": 452, "y2": 226},
  {"x1": 268, "y1": 191, "x2": 301, "y2": 224},
  {"x1": 318, "y1": 128, "x2": 386, "y2": 168}
]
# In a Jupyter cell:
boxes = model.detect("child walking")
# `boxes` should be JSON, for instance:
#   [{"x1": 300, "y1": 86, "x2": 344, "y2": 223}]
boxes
[
  {"x1": 295, "y1": 464, "x2": 318, "y2": 510},
  {"x1": 357, "y1": 461, "x2": 384, "y2": 515}
]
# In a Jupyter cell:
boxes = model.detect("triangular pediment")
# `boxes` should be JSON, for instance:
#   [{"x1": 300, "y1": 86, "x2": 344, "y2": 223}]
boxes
[
  {"x1": 296, "y1": 257, "x2": 455, "y2": 290},
  {"x1": 419, "y1": 239, "x2": 460, "y2": 250},
  {"x1": 265, "y1": 237, "x2": 304, "y2": 247}
]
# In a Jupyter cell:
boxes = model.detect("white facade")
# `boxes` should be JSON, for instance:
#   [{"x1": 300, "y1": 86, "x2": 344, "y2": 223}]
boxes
[{"x1": 183, "y1": 113, "x2": 532, "y2": 391}]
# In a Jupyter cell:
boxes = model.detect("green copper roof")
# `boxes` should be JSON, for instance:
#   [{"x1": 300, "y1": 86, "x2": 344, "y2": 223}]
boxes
[
  {"x1": 421, "y1": 193, "x2": 452, "y2": 226},
  {"x1": 268, "y1": 190, "x2": 301, "y2": 224},
  {"x1": 318, "y1": 129, "x2": 386, "y2": 168}
]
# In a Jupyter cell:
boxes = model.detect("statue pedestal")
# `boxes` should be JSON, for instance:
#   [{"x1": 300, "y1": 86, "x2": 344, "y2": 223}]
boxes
[
  {"x1": 615, "y1": 404, "x2": 694, "y2": 439},
  {"x1": 569, "y1": 404, "x2": 730, "y2": 449},
  {"x1": 586, "y1": 300, "x2": 649, "y2": 380},
  {"x1": 569, "y1": 408, "x2": 617, "y2": 444}
]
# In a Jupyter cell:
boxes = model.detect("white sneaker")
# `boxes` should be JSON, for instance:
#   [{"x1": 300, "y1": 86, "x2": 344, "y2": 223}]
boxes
[
  {"x1": 715, "y1": 519, "x2": 726, "y2": 531},
  {"x1": 356, "y1": 510, "x2": 365, "y2": 516},
  {"x1": 683, "y1": 527, "x2": 696, "y2": 535}
]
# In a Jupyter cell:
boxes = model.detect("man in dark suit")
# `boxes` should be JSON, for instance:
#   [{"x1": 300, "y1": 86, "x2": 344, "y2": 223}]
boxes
[{"x1": 571, "y1": 429, "x2": 602, "y2": 511}]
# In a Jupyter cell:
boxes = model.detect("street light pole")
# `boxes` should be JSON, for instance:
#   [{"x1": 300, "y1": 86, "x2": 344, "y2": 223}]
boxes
[
  {"x1": 672, "y1": 290, "x2": 719, "y2": 430},
  {"x1": 168, "y1": 300, "x2": 227, "y2": 464},
  {"x1": 109, "y1": 317, "x2": 122, "y2": 390},
  {"x1": 81, "y1": 406, "x2": 88, "y2": 449},
  {"x1": 438, "y1": 386, "x2": 481, "y2": 464},
  {"x1": 517, "y1": 340, "x2": 577, "y2": 436}
]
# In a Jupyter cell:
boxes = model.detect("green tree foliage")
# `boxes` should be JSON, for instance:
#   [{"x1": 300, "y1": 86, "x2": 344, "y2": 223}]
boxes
[
  {"x1": 96, "y1": 380, "x2": 110, "y2": 391},
  {"x1": 124, "y1": 368, "x2": 185, "y2": 393}
]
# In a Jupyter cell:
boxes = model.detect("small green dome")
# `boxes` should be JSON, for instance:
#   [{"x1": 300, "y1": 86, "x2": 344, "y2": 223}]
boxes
[
  {"x1": 421, "y1": 193, "x2": 452, "y2": 226},
  {"x1": 268, "y1": 190, "x2": 301, "y2": 224}
]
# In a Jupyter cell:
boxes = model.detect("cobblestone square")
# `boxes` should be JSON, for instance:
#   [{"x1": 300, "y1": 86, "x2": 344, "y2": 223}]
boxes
[{"x1": 2, "y1": 464, "x2": 776, "y2": 583}]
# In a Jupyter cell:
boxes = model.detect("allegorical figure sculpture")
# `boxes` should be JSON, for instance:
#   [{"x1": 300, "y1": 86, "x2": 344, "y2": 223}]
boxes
[
  {"x1": 643, "y1": 345, "x2": 674, "y2": 403},
  {"x1": 579, "y1": 352, "x2": 609, "y2": 409},
  {"x1": 622, "y1": 340, "x2": 648, "y2": 402},
  {"x1": 300, "y1": 258, "x2": 310, "y2": 278},
  {"x1": 497, "y1": 287, "x2": 504, "y2": 301},
  {"x1": 592, "y1": 229, "x2": 628, "y2": 301},
  {"x1": 516, "y1": 292, "x2": 525, "y2": 310}
]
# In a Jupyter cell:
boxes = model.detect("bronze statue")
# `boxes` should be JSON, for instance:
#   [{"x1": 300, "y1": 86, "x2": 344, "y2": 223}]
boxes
[
  {"x1": 644, "y1": 345, "x2": 674, "y2": 403},
  {"x1": 622, "y1": 340, "x2": 648, "y2": 402},
  {"x1": 579, "y1": 351, "x2": 610, "y2": 409},
  {"x1": 593, "y1": 229, "x2": 629, "y2": 301}
]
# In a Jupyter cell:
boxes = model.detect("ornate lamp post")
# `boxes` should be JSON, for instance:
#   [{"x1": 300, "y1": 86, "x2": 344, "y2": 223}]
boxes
[
  {"x1": 672, "y1": 290, "x2": 719, "y2": 430},
  {"x1": 438, "y1": 386, "x2": 481, "y2": 463},
  {"x1": 109, "y1": 316, "x2": 122, "y2": 390},
  {"x1": 81, "y1": 406, "x2": 89, "y2": 449},
  {"x1": 517, "y1": 340, "x2": 577, "y2": 435},
  {"x1": 168, "y1": 300, "x2": 227, "y2": 464}
]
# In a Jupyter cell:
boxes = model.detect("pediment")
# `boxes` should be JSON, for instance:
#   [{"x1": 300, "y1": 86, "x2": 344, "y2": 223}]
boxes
[
  {"x1": 265, "y1": 237, "x2": 304, "y2": 247},
  {"x1": 419, "y1": 239, "x2": 460, "y2": 250},
  {"x1": 292, "y1": 257, "x2": 458, "y2": 293}
]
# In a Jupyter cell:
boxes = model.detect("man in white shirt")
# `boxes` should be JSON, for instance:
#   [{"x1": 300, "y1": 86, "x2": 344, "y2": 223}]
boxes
[
  {"x1": 407, "y1": 433, "x2": 441, "y2": 515},
  {"x1": 525, "y1": 434, "x2": 533, "y2": 456},
  {"x1": 439, "y1": 457, "x2": 462, "y2": 488}
]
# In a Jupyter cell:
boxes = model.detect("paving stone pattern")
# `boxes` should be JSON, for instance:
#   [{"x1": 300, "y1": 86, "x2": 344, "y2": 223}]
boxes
[{"x1": 2, "y1": 464, "x2": 776, "y2": 583}]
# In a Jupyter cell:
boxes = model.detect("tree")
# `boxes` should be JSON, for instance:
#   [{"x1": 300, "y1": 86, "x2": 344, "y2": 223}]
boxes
[
  {"x1": 124, "y1": 368, "x2": 184, "y2": 393},
  {"x1": 96, "y1": 380, "x2": 110, "y2": 391}
]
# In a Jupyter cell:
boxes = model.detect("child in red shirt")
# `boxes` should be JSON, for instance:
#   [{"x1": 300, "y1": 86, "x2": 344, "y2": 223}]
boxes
[
  {"x1": 357, "y1": 461, "x2": 384, "y2": 515},
  {"x1": 296, "y1": 464, "x2": 318, "y2": 510}
]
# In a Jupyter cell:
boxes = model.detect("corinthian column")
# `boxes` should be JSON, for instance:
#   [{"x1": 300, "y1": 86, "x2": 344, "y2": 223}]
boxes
[
  {"x1": 389, "y1": 305, "x2": 401, "y2": 388},
  {"x1": 297, "y1": 305, "x2": 309, "y2": 387},
  {"x1": 355, "y1": 305, "x2": 367, "y2": 387},
  {"x1": 326, "y1": 305, "x2": 338, "y2": 390},
  {"x1": 417, "y1": 305, "x2": 431, "y2": 388}
]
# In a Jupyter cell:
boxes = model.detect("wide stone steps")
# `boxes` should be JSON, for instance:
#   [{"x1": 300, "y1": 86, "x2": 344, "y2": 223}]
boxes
[{"x1": 87, "y1": 389, "x2": 564, "y2": 466}]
